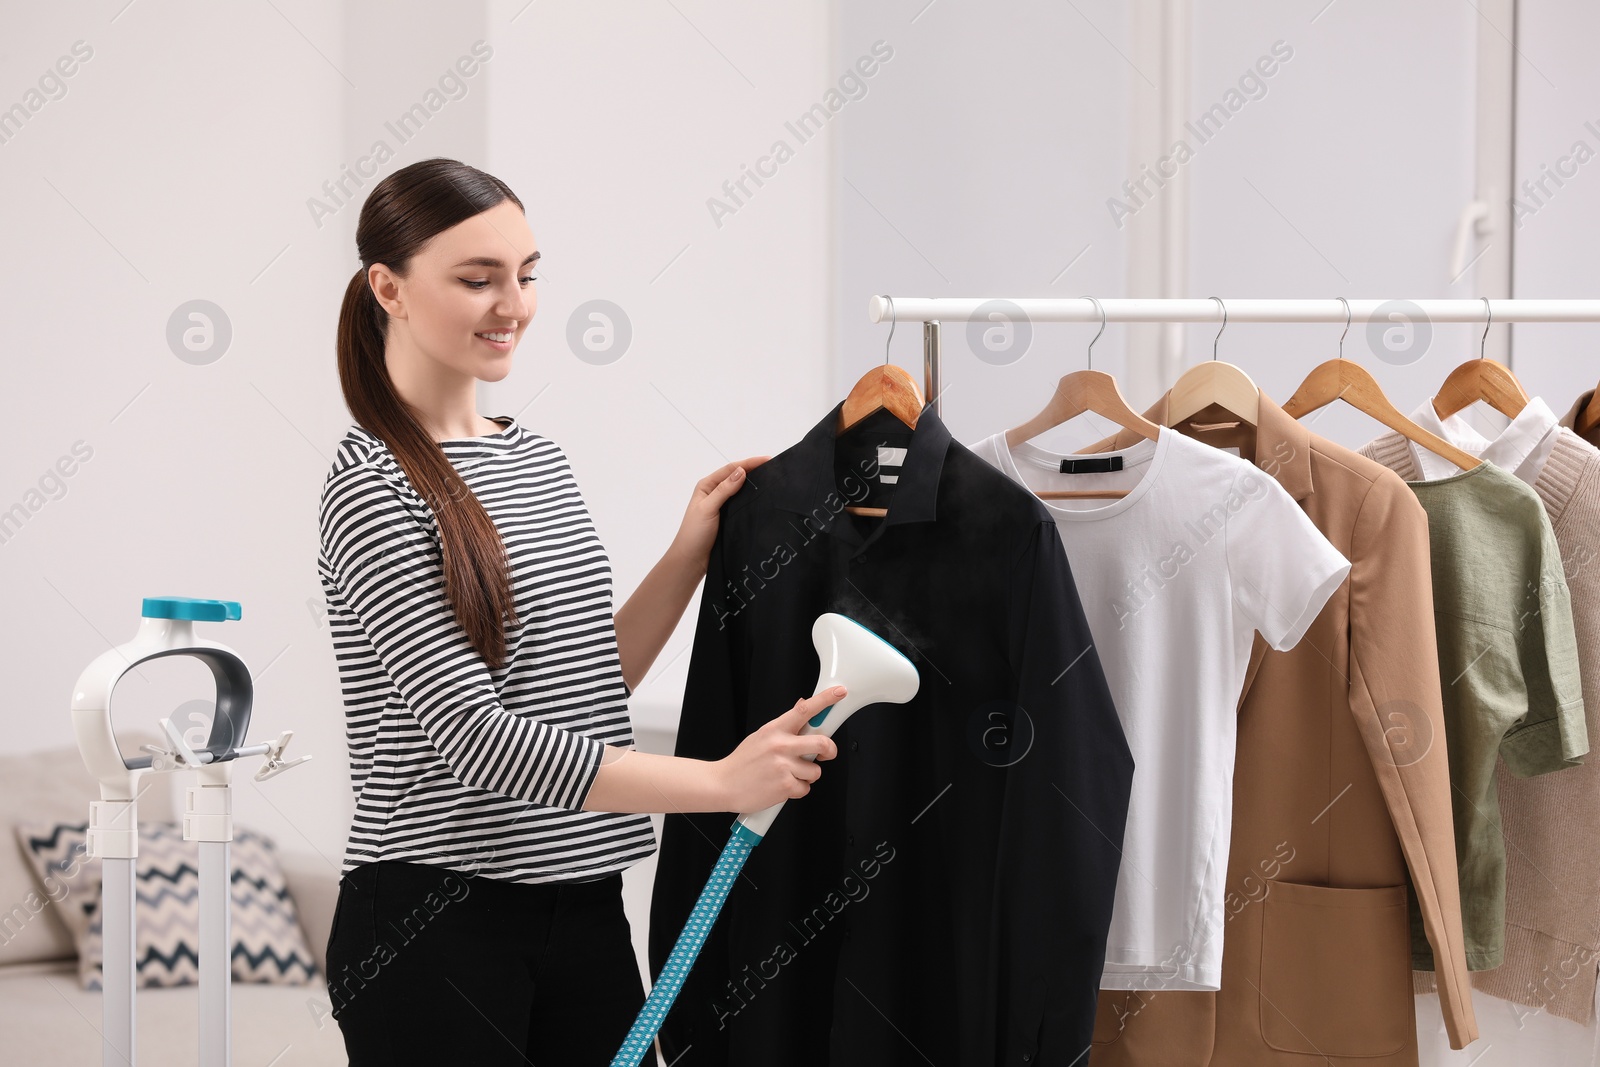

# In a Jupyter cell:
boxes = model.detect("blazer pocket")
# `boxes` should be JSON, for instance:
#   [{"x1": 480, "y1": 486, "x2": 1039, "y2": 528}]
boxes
[{"x1": 1258, "y1": 879, "x2": 1412, "y2": 1057}]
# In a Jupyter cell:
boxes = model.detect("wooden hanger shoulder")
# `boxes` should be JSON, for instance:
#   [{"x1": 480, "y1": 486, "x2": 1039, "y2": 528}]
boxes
[
  {"x1": 1431, "y1": 357, "x2": 1530, "y2": 420},
  {"x1": 1167, "y1": 361, "x2": 1259, "y2": 427},
  {"x1": 840, "y1": 364, "x2": 924, "y2": 434},
  {"x1": 1282, "y1": 358, "x2": 1482, "y2": 472},
  {"x1": 1579, "y1": 382, "x2": 1600, "y2": 438}
]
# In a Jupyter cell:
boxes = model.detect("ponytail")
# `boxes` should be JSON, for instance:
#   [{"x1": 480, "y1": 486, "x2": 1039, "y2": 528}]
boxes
[{"x1": 334, "y1": 159, "x2": 526, "y2": 669}]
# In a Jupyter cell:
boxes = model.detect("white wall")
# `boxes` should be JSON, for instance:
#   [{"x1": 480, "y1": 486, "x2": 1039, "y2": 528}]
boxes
[
  {"x1": 1507, "y1": 0, "x2": 1600, "y2": 415},
  {"x1": 1184, "y1": 0, "x2": 1483, "y2": 452},
  {"x1": 2, "y1": 0, "x2": 364, "y2": 873},
  {"x1": 835, "y1": 0, "x2": 1133, "y2": 449}
]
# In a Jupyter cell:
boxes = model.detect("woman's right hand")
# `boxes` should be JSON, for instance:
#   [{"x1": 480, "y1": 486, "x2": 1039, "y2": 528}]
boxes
[{"x1": 714, "y1": 686, "x2": 845, "y2": 813}]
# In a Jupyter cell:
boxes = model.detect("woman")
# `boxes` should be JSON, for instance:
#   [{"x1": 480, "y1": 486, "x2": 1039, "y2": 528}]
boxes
[{"x1": 318, "y1": 157, "x2": 841, "y2": 1066}]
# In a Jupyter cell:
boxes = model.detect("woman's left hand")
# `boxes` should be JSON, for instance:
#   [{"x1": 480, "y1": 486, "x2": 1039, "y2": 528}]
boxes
[{"x1": 672, "y1": 455, "x2": 771, "y2": 571}]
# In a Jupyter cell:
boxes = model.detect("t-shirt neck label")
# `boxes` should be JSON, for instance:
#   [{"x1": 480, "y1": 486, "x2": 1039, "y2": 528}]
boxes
[{"x1": 1059, "y1": 455, "x2": 1124, "y2": 474}]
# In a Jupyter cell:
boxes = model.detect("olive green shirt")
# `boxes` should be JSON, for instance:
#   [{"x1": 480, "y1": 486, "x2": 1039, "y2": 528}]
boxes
[{"x1": 1357, "y1": 448, "x2": 1587, "y2": 970}]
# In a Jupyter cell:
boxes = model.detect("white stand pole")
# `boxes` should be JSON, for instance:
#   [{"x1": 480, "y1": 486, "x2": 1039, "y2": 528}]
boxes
[
  {"x1": 89, "y1": 797, "x2": 139, "y2": 1067},
  {"x1": 101, "y1": 856, "x2": 136, "y2": 1067},
  {"x1": 198, "y1": 841, "x2": 231, "y2": 1066},
  {"x1": 189, "y1": 770, "x2": 234, "y2": 1067}
]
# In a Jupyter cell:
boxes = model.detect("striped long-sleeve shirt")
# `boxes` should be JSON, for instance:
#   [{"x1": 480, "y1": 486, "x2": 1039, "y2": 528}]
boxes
[{"x1": 317, "y1": 415, "x2": 657, "y2": 884}]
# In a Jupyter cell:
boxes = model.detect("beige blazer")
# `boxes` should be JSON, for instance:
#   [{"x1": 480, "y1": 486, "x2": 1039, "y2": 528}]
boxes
[{"x1": 1083, "y1": 393, "x2": 1477, "y2": 1066}]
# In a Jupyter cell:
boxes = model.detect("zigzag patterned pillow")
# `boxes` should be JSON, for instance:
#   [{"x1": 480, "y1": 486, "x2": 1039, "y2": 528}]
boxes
[{"x1": 14, "y1": 820, "x2": 318, "y2": 989}]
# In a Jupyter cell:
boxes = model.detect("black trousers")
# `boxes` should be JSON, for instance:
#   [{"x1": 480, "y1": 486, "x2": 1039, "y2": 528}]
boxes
[{"x1": 325, "y1": 860, "x2": 658, "y2": 1066}]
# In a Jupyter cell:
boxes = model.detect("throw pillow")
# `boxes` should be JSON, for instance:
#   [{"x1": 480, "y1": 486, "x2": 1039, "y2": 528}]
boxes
[{"x1": 14, "y1": 820, "x2": 318, "y2": 989}]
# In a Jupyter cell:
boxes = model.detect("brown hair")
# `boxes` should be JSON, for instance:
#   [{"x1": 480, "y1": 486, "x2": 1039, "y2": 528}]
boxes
[{"x1": 336, "y1": 157, "x2": 524, "y2": 669}]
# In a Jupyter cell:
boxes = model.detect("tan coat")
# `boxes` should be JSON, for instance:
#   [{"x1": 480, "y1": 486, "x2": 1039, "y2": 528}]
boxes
[{"x1": 1082, "y1": 392, "x2": 1477, "y2": 1066}]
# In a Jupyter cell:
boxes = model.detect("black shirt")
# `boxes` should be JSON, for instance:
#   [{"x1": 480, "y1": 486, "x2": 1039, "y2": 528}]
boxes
[{"x1": 647, "y1": 400, "x2": 1135, "y2": 1065}]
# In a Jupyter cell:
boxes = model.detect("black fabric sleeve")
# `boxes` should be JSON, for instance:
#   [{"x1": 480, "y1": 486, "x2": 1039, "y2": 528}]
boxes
[{"x1": 998, "y1": 519, "x2": 1134, "y2": 1063}]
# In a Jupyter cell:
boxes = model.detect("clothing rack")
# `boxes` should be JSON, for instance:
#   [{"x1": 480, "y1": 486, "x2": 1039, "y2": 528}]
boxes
[{"x1": 869, "y1": 296, "x2": 1600, "y2": 417}]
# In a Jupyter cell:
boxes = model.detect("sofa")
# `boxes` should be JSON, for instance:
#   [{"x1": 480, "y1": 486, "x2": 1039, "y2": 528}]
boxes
[{"x1": 0, "y1": 739, "x2": 348, "y2": 1066}]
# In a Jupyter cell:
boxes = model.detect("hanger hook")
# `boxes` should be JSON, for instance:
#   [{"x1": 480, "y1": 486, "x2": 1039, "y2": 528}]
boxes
[
  {"x1": 1479, "y1": 296, "x2": 1492, "y2": 361},
  {"x1": 1079, "y1": 296, "x2": 1106, "y2": 370},
  {"x1": 882, "y1": 296, "x2": 896, "y2": 366},
  {"x1": 1209, "y1": 296, "x2": 1227, "y2": 361},
  {"x1": 1336, "y1": 296, "x2": 1351, "y2": 359}
]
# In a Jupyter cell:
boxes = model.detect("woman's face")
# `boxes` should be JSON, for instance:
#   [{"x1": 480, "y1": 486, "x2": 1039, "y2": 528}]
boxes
[{"x1": 370, "y1": 199, "x2": 538, "y2": 383}]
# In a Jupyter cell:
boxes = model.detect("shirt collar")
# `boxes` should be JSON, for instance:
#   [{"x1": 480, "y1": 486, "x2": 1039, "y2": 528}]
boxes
[
  {"x1": 1406, "y1": 395, "x2": 1559, "y2": 482},
  {"x1": 1085, "y1": 386, "x2": 1315, "y2": 500},
  {"x1": 768, "y1": 399, "x2": 951, "y2": 526}
]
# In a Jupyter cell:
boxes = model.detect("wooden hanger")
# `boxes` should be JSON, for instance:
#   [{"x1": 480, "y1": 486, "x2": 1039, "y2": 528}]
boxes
[
  {"x1": 1430, "y1": 299, "x2": 1530, "y2": 420},
  {"x1": 839, "y1": 299, "x2": 926, "y2": 516},
  {"x1": 1280, "y1": 298, "x2": 1481, "y2": 472},
  {"x1": 1166, "y1": 297, "x2": 1260, "y2": 428},
  {"x1": 838, "y1": 365, "x2": 923, "y2": 435},
  {"x1": 1579, "y1": 382, "x2": 1600, "y2": 439},
  {"x1": 1005, "y1": 297, "x2": 1161, "y2": 500},
  {"x1": 1168, "y1": 362, "x2": 1260, "y2": 426}
]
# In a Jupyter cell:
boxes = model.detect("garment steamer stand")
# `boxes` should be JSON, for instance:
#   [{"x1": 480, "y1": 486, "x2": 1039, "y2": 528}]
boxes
[{"x1": 70, "y1": 596, "x2": 310, "y2": 1067}]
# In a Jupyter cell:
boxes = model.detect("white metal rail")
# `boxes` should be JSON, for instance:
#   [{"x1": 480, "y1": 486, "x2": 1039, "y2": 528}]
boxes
[
  {"x1": 868, "y1": 296, "x2": 1600, "y2": 416},
  {"x1": 869, "y1": 296, "x2": 1600, "y2": 324}
]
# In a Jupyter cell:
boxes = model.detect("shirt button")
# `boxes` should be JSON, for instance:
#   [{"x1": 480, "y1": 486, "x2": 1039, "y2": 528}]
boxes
[
  {"x1": 847, "y1": 834, "x2": 855, "y2": 846},
  {"x1": 850, "y1": 740, "x2": 859, "y2": 752}
]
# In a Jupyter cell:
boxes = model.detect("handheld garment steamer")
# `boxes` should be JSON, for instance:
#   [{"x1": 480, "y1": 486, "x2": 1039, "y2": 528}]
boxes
[
  {"x1": 70, "y1": 597, "x2": 310, "y2": 1067},
  {"x1": 612, "y1": 612, "x2": 920, "y2": 1066}
]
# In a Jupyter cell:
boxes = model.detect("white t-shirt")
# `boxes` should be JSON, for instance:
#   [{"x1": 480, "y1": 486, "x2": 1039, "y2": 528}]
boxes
[{"x1": 969, "y1": 427, "x2": 1350, "y2": 990}]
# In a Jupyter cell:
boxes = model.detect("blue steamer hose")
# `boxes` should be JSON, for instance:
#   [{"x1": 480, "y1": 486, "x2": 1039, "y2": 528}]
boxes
[{"x1": 611, "y1": 823, "x2": 761, "y2": 1066}]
